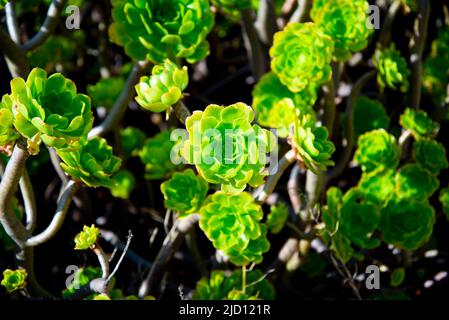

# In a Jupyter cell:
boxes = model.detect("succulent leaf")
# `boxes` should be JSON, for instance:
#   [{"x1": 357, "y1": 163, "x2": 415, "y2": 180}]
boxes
[
  {"x1": 266, "y1": 202, "x2": 289, "y2": 234},
  {"x1": 270, "y1": 22, "x2": 334, "y2": 93},
  {"x1": 109, "y1": 0, "x2": 214, "y2": 63},
  {"x1": 395, "y1": 164, "x2": 439, "y2": 198},
  {"x1": 161, "y1": 168, "x2": 209, "y2": 216},
  {"x1": 135, "y1": 60, "x2": 189, "y2": 113},
  {"x1": 110, "y1": 169, "x2": 136, "y2": 200},
  {"x1": 353, "y1": 96, "x2": 389, "y2": 138},
  {"x1": 74, "y1": 224, "x2": 100, "y2": 250},
  {"x1": 413, "y1": 138, "x2": 448, "y2": 175},
  {"x1": 400, "y1": 108, "x2": 439, "y2": 138},
  {"x1": 0, "y1": 95, "x2": 20, "y2": 149},
  {"x1": 120, "y1": 127, "x2": 146, "y2": 159}
]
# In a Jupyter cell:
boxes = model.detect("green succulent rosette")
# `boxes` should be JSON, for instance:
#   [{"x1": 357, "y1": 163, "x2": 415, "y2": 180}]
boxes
[
  {"x1": 423, "y1": 26, "x2": 449, "y2": 104},
  {"x1": 440, "y1": 188, "x2": 449, "y2": 219},
  {"x1": 291, "y1": 114, "x2": 335, "y2": 174},
  {"x1": 339, "y1": 189, "x2": 380, "y2": 249},
  {"x1": 199, "y1": 192, "x2": 270, "y2": 266},
  {"x1": 57, "y1": 137, "x2": 121, "y2": 188},
  {"x1": 311, "y1": 0, "x2": 373, "y2": 61},
  {"x1": 0, "y1": 95, "x2": 20, "y2": 148},
  {"x1": 354, "y1": 129, "x2": 400, "y2": 173},
  {"x1": 270, "y1": 22, "x2": 334, "y2": 93},
  {"x1": 252, "y1": 72, "x2": 317, "y2": 137},
  {"x1": 379, "y1": 198, "x2": 435, "y2": 250},
  {"x1": 399, "y1": 108, "x2": 439, "y2": 138},
  {"x1": 358, "y1": 169, "x2": 395, "y2": 205},
  {"x1": 395, "y1": 164, "x2": 439, "y2": 198},
  {"x1": 110, "y1": 169, "x2": 136, "y2": 200},
  {"x1": 10, "y1": 68, "x2": 93, "y2": 152},
  {"x1": 353, "y1": 96, "x2": 389, "y2": 138},
  {"x1": 413, "y1": 138, "x2": 448, "y2": 175},
  {"x1": 135, "y1": 60, "x2": 189, "y2": 113},
  {"x1": 181, "y1": 103, "x2": 275, "y2": 193},
  {"x1": 193, "y1": 269, "x2": 275, "y2": 300},
  {"x1": 138, "y1": 130, "x2": 180, "y2": 180},
  {"x1": 1, "y1": 269, "x2": 27, "y2": 293},
  {"x1": 374, "y1": 45, "x2": 411, "y2": 92},
  {"x1": 120, "y1": 127, "x2": 146, "y2": 159},
  {"x1": 74, "y1": 224, "x2": 100, "y2": 250},
  {"x1": 87, "y1": 77, "x2": 125, "y2": 109},
  {"x1": 0, "y1": 0, "x2": 7, "y2": 9},
  {"x1": 109, "y1": 0, "x2": 214, "y2": 63},
  {"x1": 161, "y1": 168, "x2": 208, "y2": 216},
  {"x1": 266, "y1": 202, "x2": 289, "y2": 234}
]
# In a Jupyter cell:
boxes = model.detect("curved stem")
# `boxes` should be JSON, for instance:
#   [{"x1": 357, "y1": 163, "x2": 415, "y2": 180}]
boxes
[
  {"x1": 289, "y1": 0, "x2": 313, "y2": 24},
  {"x1": 287, "y1": 164, "x2": 302, "y2": 215},
  {"x1": 322, "y1": 79, "x2": 336, "y2": 138},
  {"x1": 21, "y1": 0, "x2": 68, "y2": 52},
  {"x1": 0, "y1": 141, "x2": 30, "y2": 248},
  {"x1": 89, "y1": 60, "x2": 151, "y2": 138},
  {"x1": 240, "y1": 8, "x2": 267, "y2": 81},
  {"x1": 0, "y1": 28, "x2": 28, "y2": 78},
  {"x1": 255, "y1": 0, "x2": 277, "y2": 46},
  {"x1": 19, "y1": 170, "x2": 37, "y2": 233},
  {"x1": 93, "y1": 245, "x2": 110, "y2": 280},
  {"x1": 327, "y1": 70, "x2": 377, "y2": 184},
  {"x1": 255, "y1": 149, "x2": 297, "y2": 203},
  {"x1": 138, "y1": 214, "x2": 200, "y2": 297},
  {"x1": 173, "y1": 101, "x2": 192, "y2": 125},
  {"x1": 5, "y1": 2, "x2": 21, "y2": 44},
  {"x1": 408, "y1": 0, "x2": 430, "y2": 110},
  {"x1": 26, "y1": 180, "x2": 79, "y2": 247},
  {"x1": 378, "y1": 0, "x2": 403, "y2": 47}
]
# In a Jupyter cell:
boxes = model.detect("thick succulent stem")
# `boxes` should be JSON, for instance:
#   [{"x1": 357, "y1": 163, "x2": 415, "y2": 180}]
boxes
[
  {"x1": 327, "y1": 70, "x2": 377, "y2": 184},
  {"x1": 241, "y1": 8, "x2": 267, "y2": 81},
  {"x1": 378, "y1": 0, "x2": 403, "y2": 47},
  {"x1": 21, "y1": 0, "x2": 69, "y2": 52},
  {"x1": 289, "y1": 0, "x2": 313, "y2": 24},
  {"x1": 19, "y1": 170, "x2": 37, "y2": 233},
  {"x1": 138, "y1": 214, "x2": 200, "y2": 297},
  {"x1": 408, "y1": 0, "x2": 430, "y2": 110},
  {"x1": 0, "y1": 28, "x2": 29, "y2": 78},
  {"x1": 255, "y1": 0, "x2": 278, "y2": 46},
  {"x1": 26, "y1": 181, "x2": 80, "y2": 247},
  {"x1": 88, "y1": 60, "x2": 151, "y2": 138}
]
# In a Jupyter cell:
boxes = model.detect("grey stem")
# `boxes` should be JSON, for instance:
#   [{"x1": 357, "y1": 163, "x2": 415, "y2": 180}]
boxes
[
  {"x1": 26, "y1": 180, "x2": 80, "y2": 247},
  {"x1": 21, "y1": 0, "x2": 69, "y2": 52},
  {"x1": 19, "y1": 170, "x2": 37, "y2": 233},
  {"x1": 138, "y1": 214, "x2": 200, "y2": 297},
  {"x1": 88, "y1": 60, "x2": 151, "y2": 138},
  {"x1": 255, "y1": 0, "x2": 278, "y2": 46}
]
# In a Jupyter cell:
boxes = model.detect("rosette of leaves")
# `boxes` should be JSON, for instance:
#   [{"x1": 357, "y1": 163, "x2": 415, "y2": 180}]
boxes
[
  {"x1": 57, "y1": 137, "x2": 121, "y2": 188},
  {"x1": 74, "y1": 225, "x2": 100, "y2": 250},
  {"x1": 199, "y1": 192, "x2": 270, "y2": 266},
  {"x1": 353, "y1": 96, "x2": 389, "y2": 138},
  {"x1": 135, "y1": 60, "x2": 189, "y2": 113},
  {"x1": 0, "y1": 95, "x2": 20, "y2": 148},
  {"x1": 252, "y1": 72, "x2": 317, "y2": 137},
  {"x1": 110, "y1": 169, "x2": 136, "y2": 200},
  {"x1": 193, "y1": 269, "x2": 275, "y2": 300},
  {"x1": 270, "y1": 22, "x2": 334, "y2": 93},
  {"x1": 1, "y1": 269, "x2": 27, "y2": 293},
  {"x1": 310, "y1": 0, "x2": 373, "y2": 61},
  {"x1": 160, "y1": 169, "x2": 208, "y2": 216},
  {"x1": 358, "y1": 169, "x2": 395, "y2": 205},
  {"x1": 395, "y1": 164, "x2": 439, "y2": 198},
  {"x1": 423, "y1": 26, "x2": 449, "y2": 104},
  {"x1": 120, "y1": 127, "x2": 146, "y2": 159},
  {"x1": 339, "y1": 189, "x2": 380, "y2": 249},
  {"x1": 373, "y1": 45, "x2": 411, "y2": 92},
  {"x1": 87, "y1": 77, "x2": 125, "y2": 109},
  {"x1": 266, "y1": 202, "x2": 289, "y2": 234},
  {"x1": 399, "y1": 108, "x2": 439, "y2": 138},
  {"x1": 379, "y1": 198, "x2": 435, "y2": 250},
  {"x1": 291, "y1": 114, "x2": 335, "y2": 174},
  {"x1": 109, "y1": 0, "x2": 214, "y2": 63},
  {"x1": 181, "y1": 103, "x2": 275, "y2": 193},
  {"x1": 10, "y1": 68, "x2": 93, "y2": 152},
  {"x1": 138, "y1": 130, "x2": 179, "y2": 180},
  {"x1": 413, "y1": 138, "x2": 448, "y2": 175},
  {"x1": 440, "y1": 188, "x2": 449, "y2": 219},
  {"x1": 354, "y1": 129, "x2": 400, "y2": 173}
]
